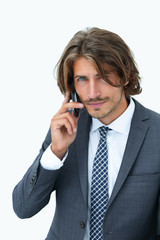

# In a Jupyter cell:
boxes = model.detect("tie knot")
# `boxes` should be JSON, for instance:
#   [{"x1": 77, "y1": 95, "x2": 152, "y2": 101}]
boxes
[{"x1": 99, "y1": 126, "x2": 109, "y2": 141}]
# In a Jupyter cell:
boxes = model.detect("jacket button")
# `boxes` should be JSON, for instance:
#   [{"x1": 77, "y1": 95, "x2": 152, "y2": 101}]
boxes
[{"x1": 80, "y1": 221, "x2": 85, "y2": 229}]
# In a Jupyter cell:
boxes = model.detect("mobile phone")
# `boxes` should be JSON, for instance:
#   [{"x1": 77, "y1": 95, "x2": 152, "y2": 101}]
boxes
[{"x1": 71, "y1": 91, "x2": 80, "y2": 117}]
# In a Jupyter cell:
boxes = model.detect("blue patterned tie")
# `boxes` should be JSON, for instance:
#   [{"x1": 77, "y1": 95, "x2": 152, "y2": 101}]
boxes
[{"x1": 90, "y1": 126, "x2": 109, "y2": 240}]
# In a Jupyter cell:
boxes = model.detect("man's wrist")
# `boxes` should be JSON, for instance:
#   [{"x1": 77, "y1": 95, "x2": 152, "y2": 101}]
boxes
[{"x1": 51, "y1": 144, "x2": 68, "y2": 160}]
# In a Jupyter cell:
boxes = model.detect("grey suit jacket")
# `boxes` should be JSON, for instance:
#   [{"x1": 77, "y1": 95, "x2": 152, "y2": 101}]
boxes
[{"x1": 13, "y1": 99, "x2": 160, "y2": 240}]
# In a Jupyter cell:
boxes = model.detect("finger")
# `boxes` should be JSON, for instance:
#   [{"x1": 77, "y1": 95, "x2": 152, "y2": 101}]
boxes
[
  {"x1": 63, "y1": 90, "x2": 71, "y2": 104},
  {"x1": 63, "y1": 102, "x2": 84, "y2": 113},
  {"x1": 53, "y1": 112, "x2": 77, "y2": 132},
  {"x1": 52, "y1": 118, "x2": 74, "y2": 135},
  {"x1": 56, "y1": 101, "x2": 84, "y2": 116}
]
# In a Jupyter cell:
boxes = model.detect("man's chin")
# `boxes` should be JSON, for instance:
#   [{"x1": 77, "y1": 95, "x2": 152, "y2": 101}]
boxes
[{"x1": 85, "y1": 106, "x2": 107, "y2": 119}]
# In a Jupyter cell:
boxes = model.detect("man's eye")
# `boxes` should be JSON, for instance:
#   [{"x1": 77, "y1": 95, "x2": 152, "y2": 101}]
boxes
[{"x1": 78, "y1": 76, "x2": 86, "y2": 81}]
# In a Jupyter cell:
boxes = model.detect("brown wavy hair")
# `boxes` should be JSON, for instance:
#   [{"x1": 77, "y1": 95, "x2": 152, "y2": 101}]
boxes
[{"x1": 56, "y1": 27, "x2": 142, "y2": 97}]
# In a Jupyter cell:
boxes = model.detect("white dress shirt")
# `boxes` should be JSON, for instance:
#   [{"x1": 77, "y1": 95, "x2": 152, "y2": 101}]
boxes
[{"x1": 40, "y1": 98, "x2": 135, "y2": 240}]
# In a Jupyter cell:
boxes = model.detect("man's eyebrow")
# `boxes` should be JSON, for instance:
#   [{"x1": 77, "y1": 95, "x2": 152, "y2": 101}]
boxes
[
  {"x1": 74, "y1": 73, "x2": 101, "y2": 79},
  {"x1": 74, "y1": 75, "x2": 86, "y2": 79}
]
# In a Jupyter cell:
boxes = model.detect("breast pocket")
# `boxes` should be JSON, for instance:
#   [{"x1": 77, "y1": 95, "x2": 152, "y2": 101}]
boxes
[{"x1": 126, "y1": 172, "x2": 160, "y2": 183}]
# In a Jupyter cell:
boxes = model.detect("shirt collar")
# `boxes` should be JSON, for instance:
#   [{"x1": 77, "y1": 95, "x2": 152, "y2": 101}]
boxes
[{"x1": 90, "y1": 98, "x2": 135, "y2": 135}]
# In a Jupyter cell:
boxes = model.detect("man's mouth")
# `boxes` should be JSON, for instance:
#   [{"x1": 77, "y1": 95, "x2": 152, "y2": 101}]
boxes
[{"x1": 87, "y1": 101, "x2": 106, "y2": 108}]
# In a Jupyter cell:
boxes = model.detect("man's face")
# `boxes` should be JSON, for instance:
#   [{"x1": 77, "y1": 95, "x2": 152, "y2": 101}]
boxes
[{"x1": 73, "y1": 57, "x2": 128, "y2": 125}]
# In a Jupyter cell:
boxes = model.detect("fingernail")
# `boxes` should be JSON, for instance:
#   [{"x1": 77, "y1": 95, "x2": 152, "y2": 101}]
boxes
[{"x1": 79, "y1": 103, "x2": 84, "y2": 107}]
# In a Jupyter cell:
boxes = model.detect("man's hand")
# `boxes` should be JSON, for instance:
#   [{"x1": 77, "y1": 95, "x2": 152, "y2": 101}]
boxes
[{"x1": 50, "y1": 90, "x2": 84, "y2": 159}]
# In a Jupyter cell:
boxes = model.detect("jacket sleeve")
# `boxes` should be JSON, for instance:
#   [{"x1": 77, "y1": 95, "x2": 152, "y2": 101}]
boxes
[{"x1": 12, "y1": 128, "x2": 60, "y2": 219}]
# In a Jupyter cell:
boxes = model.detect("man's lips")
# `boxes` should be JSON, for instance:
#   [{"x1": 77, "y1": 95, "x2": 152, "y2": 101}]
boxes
[{"x1": 87, "y1": 101, "x2": 106, "y2": 108}]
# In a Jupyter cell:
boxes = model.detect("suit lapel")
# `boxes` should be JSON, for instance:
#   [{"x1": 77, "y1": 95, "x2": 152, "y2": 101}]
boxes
[
  {"x1": 107, "y1": 100, "x2": 149, "y2": 210},
  {"x1": 76, "y1": 109, "x2": 92, "y2": 207}
]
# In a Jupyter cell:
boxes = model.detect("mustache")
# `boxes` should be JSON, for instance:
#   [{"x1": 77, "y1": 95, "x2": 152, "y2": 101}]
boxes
[{"x1": 82, "y1": 97, "x2": 110, "y2": 104}]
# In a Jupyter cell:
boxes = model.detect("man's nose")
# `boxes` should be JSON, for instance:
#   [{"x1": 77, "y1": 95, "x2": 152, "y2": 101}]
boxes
[{"x1": 87, "y1": 79, "x2": 101, "y2": 99}]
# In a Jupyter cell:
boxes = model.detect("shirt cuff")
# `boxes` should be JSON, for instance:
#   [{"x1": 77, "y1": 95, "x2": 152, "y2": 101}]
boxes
[{"x1": 40, "y1": 144, "x2": 68, "y2": 170}]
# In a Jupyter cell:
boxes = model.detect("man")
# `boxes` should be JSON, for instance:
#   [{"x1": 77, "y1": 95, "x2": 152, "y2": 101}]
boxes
[{"x1": 13, "y1": 27, "x2": 160, "y2": 240}]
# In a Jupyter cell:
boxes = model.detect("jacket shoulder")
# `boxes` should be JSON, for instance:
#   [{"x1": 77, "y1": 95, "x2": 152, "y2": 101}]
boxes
[{"x1": 133, "y1": 98, "x2": 160, "y2": 129}]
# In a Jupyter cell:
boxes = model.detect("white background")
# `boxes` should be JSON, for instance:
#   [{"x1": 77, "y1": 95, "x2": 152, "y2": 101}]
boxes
[{"x1": 1, "y1": 0, "x2": 160, "y2": 239}]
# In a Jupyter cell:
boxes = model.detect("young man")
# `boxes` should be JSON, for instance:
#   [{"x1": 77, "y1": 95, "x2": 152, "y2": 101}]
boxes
[{"x1": 13, "y1": 27, "x2": 160, "y2": 240}]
